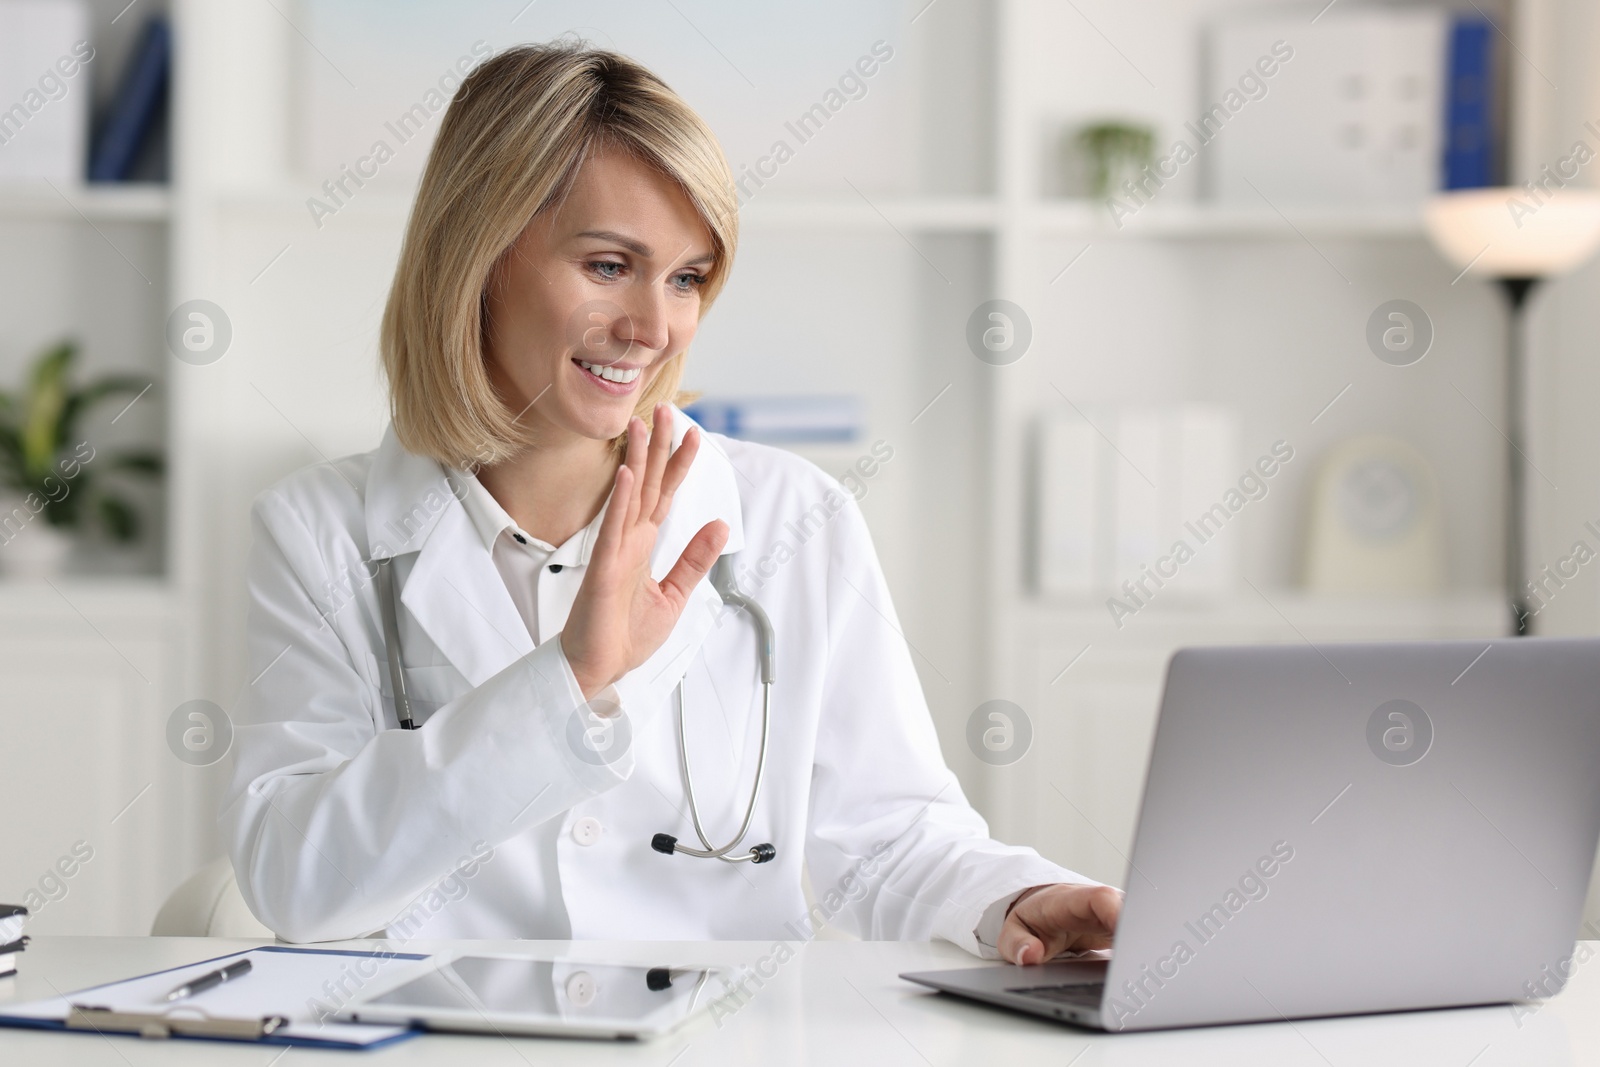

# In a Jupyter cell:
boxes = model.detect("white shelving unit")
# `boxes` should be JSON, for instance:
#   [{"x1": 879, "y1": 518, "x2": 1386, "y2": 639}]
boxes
[
  {"x1": 0, "y1": 0, "x2": 195, "y2": 936},
  {"x1": 972, "y1": 0, "x2": 1573, "y2": 889}
]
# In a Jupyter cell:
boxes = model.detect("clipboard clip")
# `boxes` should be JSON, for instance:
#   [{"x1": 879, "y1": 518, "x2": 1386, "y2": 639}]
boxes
[{"x1": 67, "y1": 1003, "x2": 290, "y2": 1041}]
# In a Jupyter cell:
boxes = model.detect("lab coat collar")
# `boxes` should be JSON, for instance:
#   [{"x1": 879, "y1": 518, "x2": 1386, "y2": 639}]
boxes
[
  {"x1": 455, "y1": 470, "x2": 547, "y2": 554},
  {"x1": 456, "y1": 467, "x2": 604, "y2": 569},
  {"x1": 362, "y1": 407, "x2": 745, "y2": 689}
]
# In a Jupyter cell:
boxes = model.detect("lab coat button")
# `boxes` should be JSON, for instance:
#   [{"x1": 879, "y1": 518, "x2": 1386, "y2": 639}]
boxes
[
  {"x1": 571, "y1": 816, "x2": 602, "y2": 846},
  {"x1": 565, "y1": 971, "x2": 596, "y2": 1006}
]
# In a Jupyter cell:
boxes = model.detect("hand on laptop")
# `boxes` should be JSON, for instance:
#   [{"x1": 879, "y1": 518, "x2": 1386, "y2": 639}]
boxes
[{"x1": 999, "y1": 883, "x2": 1122, "y2": 965}]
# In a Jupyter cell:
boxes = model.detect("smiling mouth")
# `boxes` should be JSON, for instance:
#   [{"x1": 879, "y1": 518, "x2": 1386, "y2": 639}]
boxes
[{"x1": 574, "y1": 358, "x2": 643, "y2": 385}]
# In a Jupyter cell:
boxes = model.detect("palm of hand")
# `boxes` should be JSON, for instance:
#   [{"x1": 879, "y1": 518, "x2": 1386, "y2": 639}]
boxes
[{"x1": 560, "y1": 404, "x2": 728, "y2": 698}]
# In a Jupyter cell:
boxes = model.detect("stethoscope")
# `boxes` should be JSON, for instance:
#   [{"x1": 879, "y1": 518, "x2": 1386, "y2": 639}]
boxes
[{"x1": 373, "y1": 552, "x2": 778, "y2": 866}]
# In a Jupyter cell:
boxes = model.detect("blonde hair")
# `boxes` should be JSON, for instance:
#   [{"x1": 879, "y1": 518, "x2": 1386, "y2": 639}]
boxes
[{"x1": 381, "y1": 38, "x2": 738, "y2": 470}]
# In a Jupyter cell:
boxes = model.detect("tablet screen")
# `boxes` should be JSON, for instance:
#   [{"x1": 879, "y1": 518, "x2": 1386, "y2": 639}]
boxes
[{"x1": 364, "y1": 956, "x2": 718, "y2": 1028}]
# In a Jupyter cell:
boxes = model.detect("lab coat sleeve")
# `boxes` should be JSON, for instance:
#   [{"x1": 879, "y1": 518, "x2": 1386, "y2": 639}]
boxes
[
  {"x1": 803, "y1": 491, "x2": 1106, "y2": 958},
  {"x1": 220, "y1": 484, "x2": 632, "y2": 944}
]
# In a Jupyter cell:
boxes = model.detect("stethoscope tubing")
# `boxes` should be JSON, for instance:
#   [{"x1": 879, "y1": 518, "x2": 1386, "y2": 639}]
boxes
[
  {"x1": 668, "y1": 679, "x2": 773, "y2": 863},
  {"x1": 373, "y1": 552, "x2": 777, "y2": 862}
]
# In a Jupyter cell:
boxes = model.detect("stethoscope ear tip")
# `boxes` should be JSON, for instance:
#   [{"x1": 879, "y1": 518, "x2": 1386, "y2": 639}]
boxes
[
  {"x1": 651, "y1": 833, "x2": 680, "y2": 856},
  {"x1": 750, "y1": 843, "x2": 776, "y2": 864}
]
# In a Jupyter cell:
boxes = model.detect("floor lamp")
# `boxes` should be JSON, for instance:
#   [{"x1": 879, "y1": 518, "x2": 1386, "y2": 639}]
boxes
[{"x1": 1423, "y1": 187, "x2": 1600, "y2": 635}]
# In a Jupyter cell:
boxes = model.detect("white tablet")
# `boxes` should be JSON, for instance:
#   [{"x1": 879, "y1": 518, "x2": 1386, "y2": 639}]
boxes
[{"x1": 338, "y1": 953, "x2": 735, "y2": 1040}]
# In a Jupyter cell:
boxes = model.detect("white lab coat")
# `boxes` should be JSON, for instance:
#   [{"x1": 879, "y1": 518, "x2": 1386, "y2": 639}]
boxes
[{"x1": 221, "y1": 406, "x2": 1092, "y2": 955}]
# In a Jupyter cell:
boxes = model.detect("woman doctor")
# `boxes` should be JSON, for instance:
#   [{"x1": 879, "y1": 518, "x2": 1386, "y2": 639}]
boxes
[{"x1": 222, "y1": 40, "x2": 1120, "y2": 967}]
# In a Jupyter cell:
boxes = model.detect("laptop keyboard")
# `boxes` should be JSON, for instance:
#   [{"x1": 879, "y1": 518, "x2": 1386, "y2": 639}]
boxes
[{"x1": 1006, "y1": 982, "x2": 1105, "y2": 1008}]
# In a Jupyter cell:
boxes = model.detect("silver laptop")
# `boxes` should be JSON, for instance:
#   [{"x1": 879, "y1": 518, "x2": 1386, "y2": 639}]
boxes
[{"x1": 903, "y1": 638, "x2": 1600, "y2": 1031}]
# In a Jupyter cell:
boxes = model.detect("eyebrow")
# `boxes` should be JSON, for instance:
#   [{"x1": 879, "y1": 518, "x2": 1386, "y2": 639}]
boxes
[{"x1": 573, "y1": 229, "x2": 716, "y2": 267}]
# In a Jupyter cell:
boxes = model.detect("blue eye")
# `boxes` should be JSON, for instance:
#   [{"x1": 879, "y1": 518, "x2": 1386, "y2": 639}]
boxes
[
  {"x1": 590, "y1": 261, "x2": 624, "y2": 279},
  {"x1": 673, "y1": 272, "x2": 707, "y2": 291}
]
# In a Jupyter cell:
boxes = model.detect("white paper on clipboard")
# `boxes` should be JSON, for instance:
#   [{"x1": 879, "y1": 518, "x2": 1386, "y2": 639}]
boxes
[{"x1": 0, "y1": 945, "x2": 432, "y2": 1048}]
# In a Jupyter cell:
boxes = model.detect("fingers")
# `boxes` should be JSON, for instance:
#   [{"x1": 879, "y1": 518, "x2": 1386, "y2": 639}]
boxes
[
  {"x1": 622, "y1": 415, "x2": 647, "y2": 531},
  {"x1": 998, "y1": 905, "x2": 1068, "y2": 966},
  {"x1": 659, "y1": 520, "x2": 728, "y2": 606},
  {"x1": 652, "y1": 424, "x2": 700, "y2": 525},
  {"x1": 638, "y1": 403, "x2": 673, "y2": 522},
  {"x1": 593, "y1": 462, "x2": 634, "y2": 564},
  {"x1": 999, "y1": 884, "x2": 1123, "y2": 965},
  {"x1": 997, "y1": 916, "x2": 1044, "y2": 967},
  {"x1": 602, "y1": 406, "x2": 703, "y2": 570},
  {"x1": 1085, "y1": 884, "x2": 1123, "y2": 936}
]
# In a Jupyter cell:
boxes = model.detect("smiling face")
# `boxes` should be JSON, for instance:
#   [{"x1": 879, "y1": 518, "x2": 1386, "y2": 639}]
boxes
[{"x1": 482, "y1": 142, "x2": 716, "y2": 449}]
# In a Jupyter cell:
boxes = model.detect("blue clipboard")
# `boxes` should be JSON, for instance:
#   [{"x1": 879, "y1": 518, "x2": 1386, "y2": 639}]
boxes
[{"x1": 0, "y1": 945, "x2": 429, "y2": 1050}]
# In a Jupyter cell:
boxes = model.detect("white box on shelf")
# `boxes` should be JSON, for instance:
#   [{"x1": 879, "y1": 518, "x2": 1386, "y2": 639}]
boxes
[
  {"x1": 1034, "y1": 404, "x2": 1240, "y2": 601},
  {"x1": 0, "y1": 0, "x2": 90, "y2": 182},
  {"x1": 1205, "y1": 9, "x2": 1448, "y2": 205},
  {"x1": 1112, "y1": 407, "x2": 1165, "y2": 585},
  {"x1": 1036, "y1": 416, "x2": 1101, "y2": 595},
  {"x1": 1172, "y1": 406, "x2": 1239, "y2": 595}
]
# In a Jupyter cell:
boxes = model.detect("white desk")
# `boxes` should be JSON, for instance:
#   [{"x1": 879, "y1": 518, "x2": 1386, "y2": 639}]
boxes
[{"x1": 1, "y1": 937, "x2": 1596, "y2": 1064}]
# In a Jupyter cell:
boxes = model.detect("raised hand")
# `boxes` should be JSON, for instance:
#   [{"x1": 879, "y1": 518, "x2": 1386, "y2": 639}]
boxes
[{"x1": 559, "y1": 403, "x2": 729, "y2": 699}]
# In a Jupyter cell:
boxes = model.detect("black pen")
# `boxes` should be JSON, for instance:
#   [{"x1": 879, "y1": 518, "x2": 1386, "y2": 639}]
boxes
[{"x1": 164, "y1": 958, "x2": 253, "y2": 1002}]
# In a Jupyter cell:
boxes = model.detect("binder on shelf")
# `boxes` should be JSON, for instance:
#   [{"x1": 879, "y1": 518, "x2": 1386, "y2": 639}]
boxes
[
  {"x1": 87, "y1": 15, "x2": 170, "y2": 182},
  {"x1": 1035, "y1": 416, "x2": 1100, "y2": 595},
  {"x1": 1111, "y1": 407, "x2": 1165, "y2": 587},
  {"x1": 0, "y1": 945, "x2": 426, "y2": 1050},
  {"x1": 1442, "y1": 15, "x2": 1501, "y2": 189},
  {"x1": 1034, "y1": 404, "x2": 1240, "y2": 602},
  {"x1": 683, "y1": 394, "x2": 862, "y2": 444}
]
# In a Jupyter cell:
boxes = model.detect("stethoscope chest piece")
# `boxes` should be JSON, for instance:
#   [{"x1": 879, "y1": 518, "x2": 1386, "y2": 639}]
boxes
[{"x1": 653, "y1": 833, "x2": 776, "y2": 864}]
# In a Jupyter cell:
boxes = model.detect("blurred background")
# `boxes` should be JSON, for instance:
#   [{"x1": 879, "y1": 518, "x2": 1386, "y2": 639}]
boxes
[{"x1": 3, "y1": 0, "x2": 1600, "y2": 938}]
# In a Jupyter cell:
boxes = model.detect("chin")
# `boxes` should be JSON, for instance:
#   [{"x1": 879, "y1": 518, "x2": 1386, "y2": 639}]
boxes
[{"x1": 563, "y1": 402, "x2": 638, "y2": 444}]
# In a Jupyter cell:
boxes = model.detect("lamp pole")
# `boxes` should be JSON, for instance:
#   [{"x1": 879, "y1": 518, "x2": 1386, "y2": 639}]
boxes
[{"x1": 1497, "y1": 276, "x2": 1539, "y2": 636}]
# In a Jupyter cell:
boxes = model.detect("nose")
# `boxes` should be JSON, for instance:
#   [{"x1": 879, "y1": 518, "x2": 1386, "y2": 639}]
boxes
[{"x1": 615, "y1": 281, "x2": 670, "y2": 357}]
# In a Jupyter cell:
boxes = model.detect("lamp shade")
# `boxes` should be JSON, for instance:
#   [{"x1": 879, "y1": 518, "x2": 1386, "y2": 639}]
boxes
[{"x1": 1423, "y1": 187, "x2": 1600, "y2": 278}]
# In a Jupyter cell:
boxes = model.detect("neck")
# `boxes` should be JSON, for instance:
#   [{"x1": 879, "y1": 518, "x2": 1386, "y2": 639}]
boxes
[{"x1": 476, "y1": 428, "x2": 619, "y2": 548}]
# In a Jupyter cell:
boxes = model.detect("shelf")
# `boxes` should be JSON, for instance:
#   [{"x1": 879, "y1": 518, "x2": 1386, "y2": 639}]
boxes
[
  {"x1": 215, "y1": 184, "x2": 414, "y2": 223},
  {"x1": 1030, "y1": 199, "x2": 1427, "y2": 240},
  {"x1": 213, "y1": 185, "x2": 1003, "y2": 234},
  {"x1": 0, "y1": 182, "x2": 171, "y2": 222},
  {"x1": 1018, "y1": 589, "x2": 1510, "y2": 640},
  {"x1": 203, "y1": 184, "x2": 1431, "y2": 242},
  {"x1": 0, "y1": 575, "x2": 177, "y2": 623},
  {"x1": 738, "y1": 194, "x2": 998, "y2": 231}
]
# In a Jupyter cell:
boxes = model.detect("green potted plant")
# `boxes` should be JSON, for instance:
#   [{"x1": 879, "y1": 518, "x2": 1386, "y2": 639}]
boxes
[
  {"x1": 1072, "y1": 120, "x2": 1156, "y2": 199},
  {"x1": 0, "y1": 340, "x2": 163, "y2": 577}
]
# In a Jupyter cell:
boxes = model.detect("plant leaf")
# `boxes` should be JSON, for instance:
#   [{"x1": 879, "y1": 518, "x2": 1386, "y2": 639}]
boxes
[
  {"x1": 106, "y1": 450, "x2": 163, "y2": 475},
  {"x1": 0, "y1": 408, "x2": 22, "y2": 490},
  {"x1": 96, "y1": 493, "x2": 139, "y2": 542},
  {"x1": 21, "y1": 341, "x2": 75, "y2": 481},
  {"x1": 57, "y1": 375, "x2": 153, "y2": 456}
]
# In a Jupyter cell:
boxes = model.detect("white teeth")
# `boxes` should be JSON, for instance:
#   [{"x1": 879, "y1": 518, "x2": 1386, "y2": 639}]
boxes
[{"x1": 577, "y1": 359, "x2": 641, "y2": 384}]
